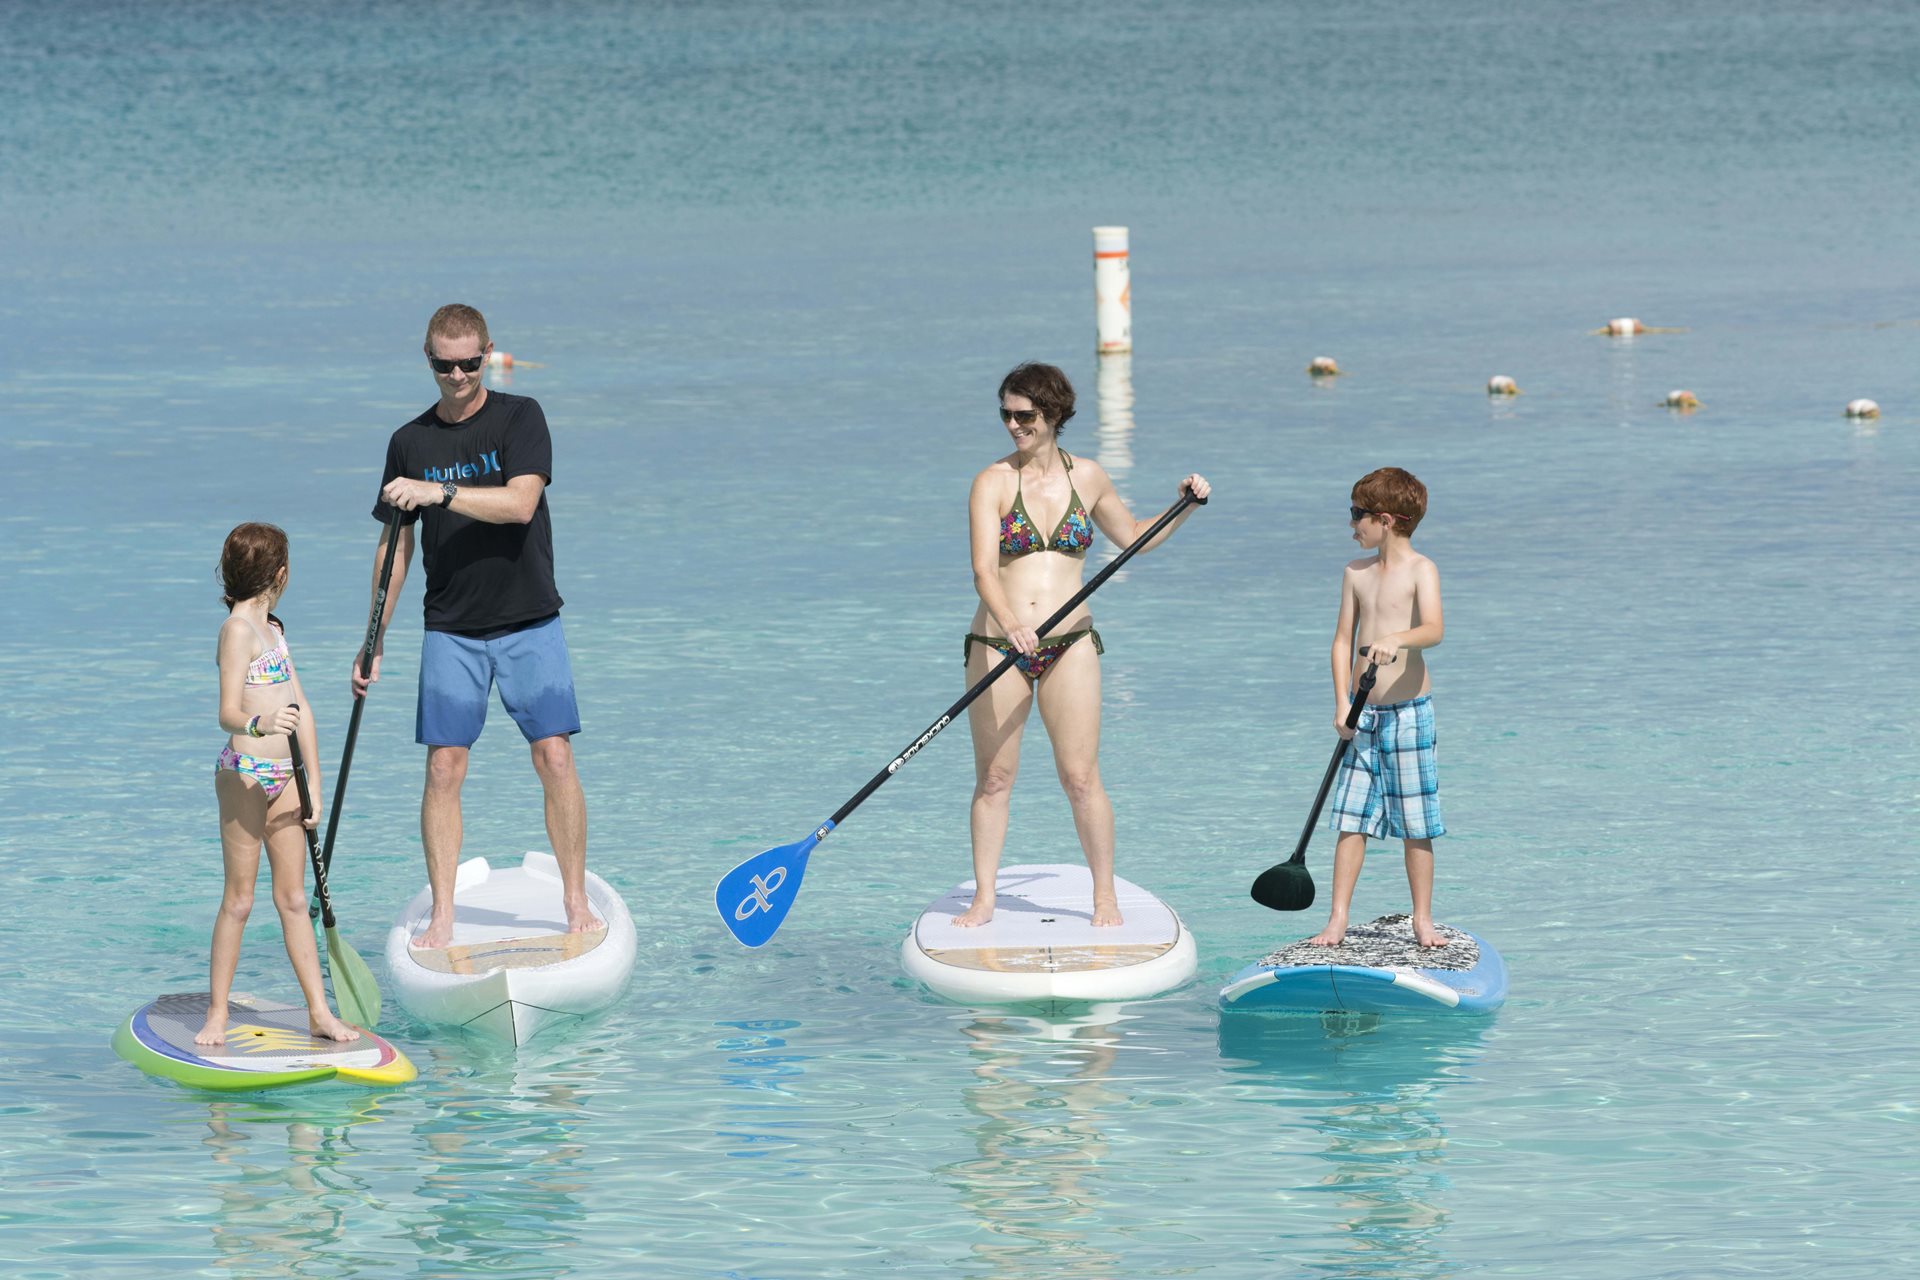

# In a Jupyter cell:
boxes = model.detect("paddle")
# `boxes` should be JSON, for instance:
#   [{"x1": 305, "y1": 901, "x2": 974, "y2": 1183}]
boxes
[
  {"x1": 1248, "y1": 648, "x2": 1381, "y2": 911},
  {"x1": 287, "y1": 718, "x2": 382, "y2": 1027},
  {"x1": 716, "y1": 489, "x2": 1207, "y2": 948},
  {"x1": 316, "y1": 507, "x2": 403, "y2": 893}
]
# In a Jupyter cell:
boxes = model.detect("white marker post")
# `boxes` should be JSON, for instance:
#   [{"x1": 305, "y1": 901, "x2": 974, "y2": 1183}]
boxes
[{"x1": 1093, "y1": 226, "x2": 1131, "y2": 354}]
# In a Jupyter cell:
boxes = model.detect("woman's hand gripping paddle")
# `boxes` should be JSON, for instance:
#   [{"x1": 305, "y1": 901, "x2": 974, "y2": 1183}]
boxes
[
  {"x1": 314, "y1": 509, "x2": 403, "y2": 907},
  {"x1": 1249, "y1": 649, "x2": 1381, "y2": 911},
  {"x1": 717, "y1": 491, "x2": 1208, "y2": 947},
  {"x1": 287, "y1": 718, "x2": 381, "y2": 1027}
]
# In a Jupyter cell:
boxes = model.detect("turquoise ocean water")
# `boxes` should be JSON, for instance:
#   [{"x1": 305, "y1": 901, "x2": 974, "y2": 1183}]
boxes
[{"x1": 3, "y1": 2, "x2": 1916, "y2": 1275}]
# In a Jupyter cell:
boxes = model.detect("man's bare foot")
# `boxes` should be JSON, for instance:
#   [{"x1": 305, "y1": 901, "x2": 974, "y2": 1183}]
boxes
[
  {"x1": 1091, "y1": 899, "x2": 1124, "y2": 927},
  {"x1": 1306, "y1": 919, "x2": 1348, "y2": 946},
  {"x1": 1412, "y1": 919, "x2": 1449, "y2": 948},
  {"x1": 564, "y1": 897, "x2": 604, "y2": 934},
  {"x1": 194, "y1": 1012, "x2": 228, "y2": 1046},
  {"x1": 411, "y1": 916, "x2": 454, "y2": 949},
  {"x1": 951, "y1": 901, "x2": 994, "y2": 927},
  {"x1": 309, "y1": 1013, "x2": 361, "y2": 1043}
]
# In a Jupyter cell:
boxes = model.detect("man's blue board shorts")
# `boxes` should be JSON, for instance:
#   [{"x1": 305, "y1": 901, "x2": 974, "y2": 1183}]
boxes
[
  {"x1": 1328, "y1": 694, "x2": 1445, "y2": 841},
  {"x1": 417, "y1": 613, "x2": 581, "y2": 747}
]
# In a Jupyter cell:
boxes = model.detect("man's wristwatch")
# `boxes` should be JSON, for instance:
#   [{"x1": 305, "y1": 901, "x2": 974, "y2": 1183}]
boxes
[{"x1": 440, "y1": 480, "x2": 458, "y2": 506}]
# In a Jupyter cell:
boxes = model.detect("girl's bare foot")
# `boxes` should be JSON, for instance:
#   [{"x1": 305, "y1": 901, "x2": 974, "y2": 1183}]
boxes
[
  {"x1": 1412, "y1": 918, "x2": 1449, "y2": 948},
  {"x1": 1091, "y1": 898, "x2": 1124, "y2": 927},
  {"x1": 308, "y1": 1013, "x2": 361, "y2": 1043},
  {"x1": 194, "y1": 1012, "x2": 229, "y2": 1046},
  {"x1": 951, "y1": 901, "x2": 995, "y2": 927}
]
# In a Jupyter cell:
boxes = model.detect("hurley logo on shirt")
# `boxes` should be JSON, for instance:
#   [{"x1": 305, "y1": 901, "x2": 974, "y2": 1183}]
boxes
[{"x1": 421, "y1": 451, "x2": 500, "y2": 483}]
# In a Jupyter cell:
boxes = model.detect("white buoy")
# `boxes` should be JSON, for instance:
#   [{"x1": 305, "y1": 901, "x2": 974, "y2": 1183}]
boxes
[
  {"x1": 1846, "y1": 399, "x2": 1881, "y2": 418},
  {"x1": 1664, "y1": 389, "x2": 1700, "y2": 410},
  {"x1": 1605, "y1": 317, "x2": 1644, "y2": 336},
  {"x1": 1487, "y1": 375, "x2": 1520, "y2": 396},
  {"x1": 1093, "y1": 226, "x2": 1131, "y2": 354},
  {"x1": 1308, "y1": 356, "x2": 1342, "y2": 378}
]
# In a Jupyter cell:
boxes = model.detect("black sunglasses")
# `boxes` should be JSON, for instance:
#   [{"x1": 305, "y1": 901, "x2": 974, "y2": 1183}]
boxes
[
  {"x1": 999, "y1": 407, "x2": 1041, "y2": 426},
  {"x1": 1350, "y1": 506, "x2": 1396, "y2": 523},
  {"x1": 428, "y1": 354, "x2": 487, "y2": 374}
]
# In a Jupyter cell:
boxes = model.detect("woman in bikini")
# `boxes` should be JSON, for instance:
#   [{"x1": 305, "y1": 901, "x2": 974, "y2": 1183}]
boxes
[
  {"x1": 198, "y1": 523, "x2": 358, "y2": 1046},
  {"x1": 956, "y1": 363, "x2": 1209, "y2": 928}
]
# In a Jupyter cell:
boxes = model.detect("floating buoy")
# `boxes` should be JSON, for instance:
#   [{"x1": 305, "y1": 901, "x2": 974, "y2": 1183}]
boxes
[
  {"x1": 1846, "y1": 399, "x2": 1881, "y2": 418},
  {"x1": 1486, "y1": 375, "x2": 1520, "y2": 396},
  {"x1": 487, "y1": 351, "x2": 514, "y2": 368},
  {"x1": 1663, "y1": 389, "x2": 1701, "y2": 411},
  {"x1": 1592, "y1": 317, "x2": 1687, "y2": 336},
  {"x1": 1308, "y1": 356, "x2": 1342, "y2": 377}
]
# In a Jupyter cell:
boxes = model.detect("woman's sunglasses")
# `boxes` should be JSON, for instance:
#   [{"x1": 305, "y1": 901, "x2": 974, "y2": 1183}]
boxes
[{"x1": 999, "y1": 408, "x2": 1041, "y2": 426}]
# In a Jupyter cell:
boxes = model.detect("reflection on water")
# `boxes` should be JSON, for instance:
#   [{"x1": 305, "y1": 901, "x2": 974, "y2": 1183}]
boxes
[
  {"x1": 1094, "y1": 352, "x2": 1135, "y2": 482},
  {"x1": 198, "y1": 1090, "x2": 392, "y2": 1276},
  {"x1": 1218, "y1": 1013, "x2": 1490, "y2": 1280},
  {"x1": 712, "y1": 1017, "x2": 810, "y2": 1166},
  {"x1": 940, "y1": 1006, "x2": 1133, "y2": 1280}
]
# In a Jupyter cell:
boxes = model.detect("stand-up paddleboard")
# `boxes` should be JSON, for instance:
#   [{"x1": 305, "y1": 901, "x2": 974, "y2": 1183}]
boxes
[
  {"x1": 386, "y1": 851, "x2": 636, "y2": 1045},
  {"x1": 1219, "y1": 914, "x2": 1507, "y2": 1014},
  {"x1": 112, "y1": 992, "x2": 415, "y2": 1090},
  {"x1": 903, "y1": 864, "x2": 1197, "y2": 1006}
]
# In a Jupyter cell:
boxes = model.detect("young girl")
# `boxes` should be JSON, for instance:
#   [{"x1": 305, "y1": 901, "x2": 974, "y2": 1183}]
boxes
[{"x1": 198, "y1": 523, "x2": 359, "y2": 1046}]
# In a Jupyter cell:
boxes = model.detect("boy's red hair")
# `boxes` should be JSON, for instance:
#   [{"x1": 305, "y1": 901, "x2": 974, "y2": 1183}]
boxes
[{"x1": 1352, "y1": 467, "x2": 1428, "y2": 533}]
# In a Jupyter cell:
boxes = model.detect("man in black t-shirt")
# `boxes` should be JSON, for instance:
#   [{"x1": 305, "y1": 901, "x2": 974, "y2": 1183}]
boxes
[{"x1": 352, "y1": 304, "x2": 598, "y2": 950}]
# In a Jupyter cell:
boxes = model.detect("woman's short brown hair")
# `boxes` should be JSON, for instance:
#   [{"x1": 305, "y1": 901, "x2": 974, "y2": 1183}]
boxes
[{"x1": 998, "y1": 362, "x2": 1076, "y2": 435}]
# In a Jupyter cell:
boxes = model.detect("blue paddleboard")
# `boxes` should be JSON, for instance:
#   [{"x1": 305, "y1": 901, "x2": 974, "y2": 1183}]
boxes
[{"x1": 1219, "y1": 914, "x2": 1506, "y2": 1014}]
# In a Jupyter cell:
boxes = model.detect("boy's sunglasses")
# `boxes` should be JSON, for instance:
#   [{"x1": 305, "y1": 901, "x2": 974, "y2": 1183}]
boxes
[
  {"x1": 429, "y1": 354, "x2": 487, "y2": 374},
  {"x1": 999, "y1": 408, "x2": 1041, "y2": 426},
  {"x1": 1350, "y1": 506, "x2": 1396, "y2": 522}
]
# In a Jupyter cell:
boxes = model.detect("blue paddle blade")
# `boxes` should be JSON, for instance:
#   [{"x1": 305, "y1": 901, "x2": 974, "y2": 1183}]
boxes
[{"x1": 716, "y1": 828, "x2": 825, "y2": 948}]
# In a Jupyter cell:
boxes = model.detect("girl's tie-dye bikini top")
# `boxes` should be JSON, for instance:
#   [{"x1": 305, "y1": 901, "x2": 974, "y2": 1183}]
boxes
[
  {"x1": 1000, "y1": 451, "x2": 1095, "y2": 557},
  {"x1": 241, "y1": 618, "x2": 293, "y2": 686}
]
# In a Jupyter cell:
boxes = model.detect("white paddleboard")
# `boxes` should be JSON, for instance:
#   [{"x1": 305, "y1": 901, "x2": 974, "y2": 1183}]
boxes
[
  {"x1": 902, "y1": 864, "x2": 1197, "y2": 1005},
  {"x1": 385, "y1": 851, "x2": 636, "y2": 1044}
]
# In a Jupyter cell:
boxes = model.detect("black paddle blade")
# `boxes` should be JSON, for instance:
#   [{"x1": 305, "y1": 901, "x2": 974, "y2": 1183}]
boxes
[{"x1": 1250, "y1": 860, "x2": 1316, "y2": 912}]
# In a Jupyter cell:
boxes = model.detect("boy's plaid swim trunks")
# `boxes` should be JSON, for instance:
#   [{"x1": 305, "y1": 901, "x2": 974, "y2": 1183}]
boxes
[{"x1": 1328, "y1": 694, "x2": 1446, "y2": 841}]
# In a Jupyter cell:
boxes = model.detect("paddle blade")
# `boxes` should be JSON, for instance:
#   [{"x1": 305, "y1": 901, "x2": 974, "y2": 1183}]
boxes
[
  {"x1": 1250, "y1": 860, "x2": 1316, "y2": 912},
  {"x1": 716, "y1": 834, "x2": 817, "y2": 948},
  {"x1": 326, "y1": 927, "x2": 383, "y2": 1028}
]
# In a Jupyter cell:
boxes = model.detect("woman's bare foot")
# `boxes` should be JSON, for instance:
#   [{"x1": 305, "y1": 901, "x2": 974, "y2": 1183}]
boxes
[
  {"x1": 1412, "y1": 918, "x2": 1449, "y2": 948},
  {"x1": 194, "y1": 1011, "x2": 229, "y2": 1046},
  {"x1": 564, "y1": 895, "x2": 604, "y2": 934},
  {"x1": 1091, "y1": 898, "x2": 1124, "y2": 927},
  {"x1": 308, "y1": 1013, "x2": 361, "y2": 1042},
  {"x1": 1306, "y1": 917, "x2": 1348, "y2": 946},
  {"x1": 411, "y1": 915, "x2": 454, "y2": 949},
  {"x1": 951, "y1": 901, "x2": 995, "y2": 927}
]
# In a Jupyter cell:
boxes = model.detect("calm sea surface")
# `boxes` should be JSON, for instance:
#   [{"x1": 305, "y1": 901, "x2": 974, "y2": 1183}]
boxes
[{"x1": 3, "y1": 2, "x2": 1916, "y2": 1276}]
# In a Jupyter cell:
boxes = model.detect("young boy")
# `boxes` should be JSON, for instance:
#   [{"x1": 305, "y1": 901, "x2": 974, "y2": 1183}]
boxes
[{"x1": 1308, "y1": 467, "x2": 1448, "y2": 949}]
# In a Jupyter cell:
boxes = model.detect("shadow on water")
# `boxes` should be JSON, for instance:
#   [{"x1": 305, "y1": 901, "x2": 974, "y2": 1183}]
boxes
[{"x1": 1217, "y1": 1012, "x2": 1493, "y2": 1280}]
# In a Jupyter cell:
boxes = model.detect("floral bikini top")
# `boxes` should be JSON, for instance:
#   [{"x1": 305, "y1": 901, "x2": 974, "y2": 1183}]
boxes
[{"x1": 999, "y1": 451, "x2": 1095, "y2": 558}]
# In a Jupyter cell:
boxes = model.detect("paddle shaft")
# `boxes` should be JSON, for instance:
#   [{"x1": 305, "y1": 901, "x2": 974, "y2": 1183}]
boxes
[
  {"x1": 1285, "y1": 655, "x2": 1380, "y2": 865},
  {"x1": 820, "y1": 491, "x2": 1205, "y2": 836},
  {"x1": 319, "y1": 508, "x2": 404, "y2": 880},
  {"x1": 285, "y1": 725, "x2": 338, "y2": 930}
]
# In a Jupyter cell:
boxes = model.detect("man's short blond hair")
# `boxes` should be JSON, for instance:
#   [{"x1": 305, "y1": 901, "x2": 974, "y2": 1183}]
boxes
[{"x1": 424, "y1": 303, "x2": 490, "y2": 354}]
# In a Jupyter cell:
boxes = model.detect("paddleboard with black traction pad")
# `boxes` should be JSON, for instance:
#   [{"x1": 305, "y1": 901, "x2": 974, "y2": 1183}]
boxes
[{"x1": 1218, "y1": 913, "x2": 1507, "y2": 1014}]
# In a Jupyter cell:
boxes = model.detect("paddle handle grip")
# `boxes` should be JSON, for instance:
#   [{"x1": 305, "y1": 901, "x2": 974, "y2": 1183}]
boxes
[
  {"x1": 285, "y1": 715, "x2": 338, "y2": 929},
  {"x1": 825, "y1": 490, "x2": 1206, "y2": 830},
  {"x1": 1286, "y1": 658, "x2": 1380, "y2": 864},
  {"x1": 319, "y1": 508, "x2": 405, "y2": 885}
]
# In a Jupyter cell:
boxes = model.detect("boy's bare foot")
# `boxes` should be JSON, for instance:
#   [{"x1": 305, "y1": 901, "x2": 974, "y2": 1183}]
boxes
[
  {"x1": 951, "y1": 901, "x2": 995, "y2": 927},
  {"x1": 1091, "y1": 898, "x2": 1124, "y2": 927},
  {"x1": 1412, "y1": 918, "x2": 1449, "y2": 948},
  {"x1": 1306, "y1": 919, "x2": 1348, "y2": 947},
  {"x1": 194, "y1": 1013, "x2": 229, "y2": 1046},
  {"x1": 308, "y1": 1013, "x2": 362, "y2": 1043}
]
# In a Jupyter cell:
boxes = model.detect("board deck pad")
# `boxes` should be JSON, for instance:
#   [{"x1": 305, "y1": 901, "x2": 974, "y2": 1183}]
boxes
[
  {"x1": 1259, "y1": 914, "x2": 1479, "y2": 971},
  {"x1": 135, "y1": 992, "x2": 392, "y2": 1071},
  {"x1": 914, "y1": 865, "x2": 1180, "y2": 973},
  {"x1": 411, "y1": 927, "x2": 607, "y2": 975}
]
